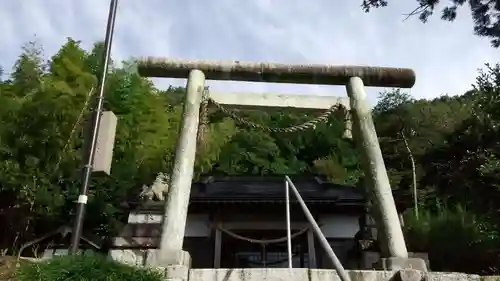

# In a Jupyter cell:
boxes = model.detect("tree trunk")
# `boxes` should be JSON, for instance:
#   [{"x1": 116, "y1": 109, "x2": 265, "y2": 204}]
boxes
[{"x1": 401, "y1": 130, "x2": 418, "y2": 219}]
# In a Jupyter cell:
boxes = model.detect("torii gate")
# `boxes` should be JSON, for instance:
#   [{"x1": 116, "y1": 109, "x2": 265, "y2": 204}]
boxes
[{"x1": 136, "y1": 58, "x2": 424, "y2": 272}]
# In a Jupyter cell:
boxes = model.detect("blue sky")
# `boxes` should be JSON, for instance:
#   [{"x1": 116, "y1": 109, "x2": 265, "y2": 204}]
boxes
[{"x1": 1, "y1": 0, "x2": 499, "y2": 105}]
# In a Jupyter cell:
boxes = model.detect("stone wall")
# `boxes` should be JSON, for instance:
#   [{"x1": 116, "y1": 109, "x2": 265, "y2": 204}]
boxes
[
  {"x1": 188, "y1": 268, "x2": 493, "y2": 281},
  {"x1": 106, "y1": 251, "x2": 496, "y2": 281},
  {"x1": 361, "y1": 252, "x2": 430, "y2": 270}
]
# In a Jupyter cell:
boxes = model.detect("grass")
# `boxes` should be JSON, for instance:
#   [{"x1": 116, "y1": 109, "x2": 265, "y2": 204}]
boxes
[
  {"x1": 14, "y1": 254, "x2": 164, "y2": 281},
  {"x1": 0, "y1": 256, "x2": 35, "y2": 281}
]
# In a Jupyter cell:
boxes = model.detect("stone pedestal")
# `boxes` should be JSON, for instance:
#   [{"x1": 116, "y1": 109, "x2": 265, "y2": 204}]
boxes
[
  {"x1": 109, "y1": 245, "x2": 192, "y2": 281},
  {"x1": 108, "y1": 205, "x2": 163, "y2": 266},
  {"x1": 375, "y1": 257, "x2": 427, "y2": 272},
  {"x1": 109, "y1": 204, "x2": 192, "y2": 280},
  {"x1": 145, "y1": 249, "x2": 191, "y2": 281},
  {"x1": 362, "y1": 251, "x2": 429, "y2": 271},
  {"x1": 145, "y1": 249, "x2": 191, "y2": 268}
]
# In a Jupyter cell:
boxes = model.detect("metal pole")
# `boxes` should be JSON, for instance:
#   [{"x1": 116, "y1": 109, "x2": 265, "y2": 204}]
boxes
[
  {"x1": 285, "y1": 180, "x2": 293, "y2": 269},
  {"x1": 69, "y1": 0, "x2": 119, "y2": 255},
  {"x1": 284, "y1": 176, "x2": 351, "y2": 281}
]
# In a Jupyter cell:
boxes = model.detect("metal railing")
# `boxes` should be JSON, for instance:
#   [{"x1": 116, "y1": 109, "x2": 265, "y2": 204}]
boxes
[{"x1": 284, "y1": 176, "x2": 351, "y2": 281}]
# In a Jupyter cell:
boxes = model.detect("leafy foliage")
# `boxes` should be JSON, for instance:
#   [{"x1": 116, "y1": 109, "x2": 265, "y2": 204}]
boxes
[
  {"x1": 0, "y1": 38, "x2": 356, "y2": 254},
  {"x1": 1, "y1": 38, "x2": 500, "y2": 274},
  {"x1": 15, "y1": 254, "x2": 164, "y2": 281},
  {"x1": 373, "y1": 65, "x2": 500, "y2": 273},
  {"x1": 403, "y1": 205, "x2": 500, "y2": 273},
  {"x1": 362, "y1": 0, "x2": 500, "y2": 47}
]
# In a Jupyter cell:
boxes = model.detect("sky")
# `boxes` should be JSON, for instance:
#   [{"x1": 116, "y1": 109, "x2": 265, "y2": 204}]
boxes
[{"x1": 1, "y1": 0, "x2": 499, "y2": 105}]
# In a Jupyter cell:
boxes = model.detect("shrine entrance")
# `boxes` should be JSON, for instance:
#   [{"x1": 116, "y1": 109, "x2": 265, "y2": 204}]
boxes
[
  {"x1": 136, "y1": 57, "x2": 422, "y2": 276},
  {"x1": 218, "y1": 228, "x2": 312, "y2": 268}
]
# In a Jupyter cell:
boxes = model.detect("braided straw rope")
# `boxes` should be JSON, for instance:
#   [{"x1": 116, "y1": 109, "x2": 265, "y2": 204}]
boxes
[
  {"x1": 216, "y1": 224, "x2": 309, "y2": 245},
  {"x1": 202, "y1": 88, "x2": 344, "y2": 133}
]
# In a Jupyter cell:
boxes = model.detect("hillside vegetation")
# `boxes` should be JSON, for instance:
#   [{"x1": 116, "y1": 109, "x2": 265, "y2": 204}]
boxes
[{"x1": 1, "y1": 39, "x2": 500, "y2": 273}]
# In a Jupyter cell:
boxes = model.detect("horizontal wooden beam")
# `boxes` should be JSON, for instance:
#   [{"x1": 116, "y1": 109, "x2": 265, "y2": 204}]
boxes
[
  {"x1": 137, "y1": 58, "x2": 416, "y2": 88},
  {"x1": 208, "y1": 91, "x2": 350, "y2": 111}
]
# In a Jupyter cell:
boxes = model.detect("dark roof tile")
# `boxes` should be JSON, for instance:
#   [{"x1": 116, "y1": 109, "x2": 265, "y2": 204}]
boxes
[{"x1": 190, "y1": 175, "x2": 364, "y2": 203}]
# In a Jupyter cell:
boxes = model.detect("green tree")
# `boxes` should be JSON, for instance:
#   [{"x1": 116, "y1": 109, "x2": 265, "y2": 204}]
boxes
[
  {"x1": 10, "y1": 41, "x2": 45, "y2": 98},
  {"x1": 373, "y1": 89, "x2": 474, "y2": 209},
  {"x1": 6, "y1": 36, "x2": 500, "y2": 274},
  {"x1": 420, "y1": 64, "x2": 500, "y2": 215},
  {"x1": 0, "y1": 38, "x2": 97, "y2": 252}
]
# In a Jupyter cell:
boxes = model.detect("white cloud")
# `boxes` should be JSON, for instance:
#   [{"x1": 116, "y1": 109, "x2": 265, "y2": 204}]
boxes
[{"x1": 1, "y1": 0, "x2": 499, "y2": 105}]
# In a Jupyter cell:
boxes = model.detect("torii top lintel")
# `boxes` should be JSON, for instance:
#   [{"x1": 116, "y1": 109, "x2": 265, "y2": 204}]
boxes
[{"x1": 137, "y1": 57, "x2": 416, "y2": 88}]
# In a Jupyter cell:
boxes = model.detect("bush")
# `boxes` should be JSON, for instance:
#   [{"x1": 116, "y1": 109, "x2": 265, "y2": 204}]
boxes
[
  {"x1": 403, "y1": 204, "x2": 500, "y2": 273},
  {"x1": 15, "y1": 254, "x2": 164, "y2": 281}
]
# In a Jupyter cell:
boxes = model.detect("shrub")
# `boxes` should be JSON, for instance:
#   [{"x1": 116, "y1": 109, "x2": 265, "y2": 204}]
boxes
[
  {"x1": 15, "y1": 254, "x2": 164, "y2": 281},
  {"x1": 403, "y1": 204, "x2": 500, "y2": 273}
]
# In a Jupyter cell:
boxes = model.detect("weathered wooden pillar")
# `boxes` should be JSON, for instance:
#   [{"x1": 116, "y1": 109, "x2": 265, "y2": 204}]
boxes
[
  {"x1": 158, "y1": 69, "x2": 206, "y2": 264},
  {"x1": 214, "y1": 228, "x2": 222, "y2": 268},
  {"x1": 307, "y1": 229, "x2": 317, "y2": 268},
  {"x1": 346, "y1": 76, "x2": 408, "y2": 259}
]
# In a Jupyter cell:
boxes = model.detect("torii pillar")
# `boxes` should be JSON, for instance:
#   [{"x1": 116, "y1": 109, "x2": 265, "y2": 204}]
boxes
[{"x1": 137, "y1": 58, "x2": 426, "y2": 272}]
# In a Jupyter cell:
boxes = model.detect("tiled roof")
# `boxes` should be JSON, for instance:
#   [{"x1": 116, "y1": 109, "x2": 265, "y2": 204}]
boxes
[{"x1": 189, "y1": 175, "x2": 364, "y2": 203}]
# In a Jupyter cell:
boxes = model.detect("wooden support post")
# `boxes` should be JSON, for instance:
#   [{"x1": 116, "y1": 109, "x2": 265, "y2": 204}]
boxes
[
  {"x1": 214, "y1": 228, "x2": 222, "y2": 268},
  {"x1": 307, "y1": 229, "x2": 317, "y2": 268}
]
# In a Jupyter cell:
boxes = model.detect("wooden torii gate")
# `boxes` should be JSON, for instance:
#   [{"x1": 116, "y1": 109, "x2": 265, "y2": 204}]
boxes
[{"x1": 135, "y1": 58, "x2": 425, "y2": 272}]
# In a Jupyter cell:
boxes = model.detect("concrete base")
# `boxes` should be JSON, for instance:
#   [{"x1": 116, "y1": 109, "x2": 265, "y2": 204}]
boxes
[
  {"x1": 144, "y1": 250, "x2": 191, "y2": 281},
  {"x1": 374, "y1": 257, "x2": 428, "y2": 272},
  {"x1": 362, "y1": 252, "x2": 430, "y2": 270},
  {"x1": 108, "y1": 252, "x2": 489, "y2": 281},
  {"x1": 144, "y1": 249, "x2": 191, "y2": 267}
]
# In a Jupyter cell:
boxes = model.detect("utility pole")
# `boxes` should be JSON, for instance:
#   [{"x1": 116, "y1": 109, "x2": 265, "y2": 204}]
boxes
[{"x1": 69, "y1": 0, "x2": 119, "y2": 255}]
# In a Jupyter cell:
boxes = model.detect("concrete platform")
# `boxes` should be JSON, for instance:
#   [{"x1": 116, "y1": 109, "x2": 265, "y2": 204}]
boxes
[
  {"x1": 189, "y1": 268, "x2": 485, "y2": 281},
  {"x1": 108, "y1": 249, "x2": 490, "y2": 281}
]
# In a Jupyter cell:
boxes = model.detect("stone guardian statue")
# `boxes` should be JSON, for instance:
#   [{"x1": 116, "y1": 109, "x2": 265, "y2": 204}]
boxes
[{"x1": 139, "y1": 172, "x2": 170, "y2": 201}]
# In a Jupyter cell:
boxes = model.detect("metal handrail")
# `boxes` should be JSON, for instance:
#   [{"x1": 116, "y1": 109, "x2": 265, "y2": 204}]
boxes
[{"x1": 284, "y1": 176, "x2": 351, "y2": 281}]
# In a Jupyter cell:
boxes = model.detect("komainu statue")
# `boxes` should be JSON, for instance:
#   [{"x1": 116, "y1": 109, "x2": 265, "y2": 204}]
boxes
[{"x1": 139, "y1": 172, "x2": 170, "y2": 201}]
